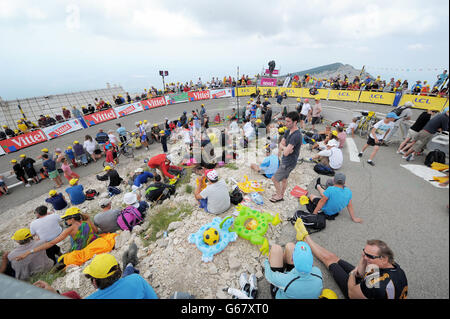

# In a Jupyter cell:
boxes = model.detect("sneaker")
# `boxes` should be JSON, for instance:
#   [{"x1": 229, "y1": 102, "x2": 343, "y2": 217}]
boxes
[
  {"x1": 239, "y1": 273, "x2": 250, "y2": 297},
  {"x1": 248, "y1": 273, "x2": 258, "y2": 299},
  {"x1": 367, "y1": 160, "x2": 375, "y2": 166},
  {"x1": 406, "y1": 154, "x2": 415, "y2": 162},
  {"x1": 358, "y1": 152, "x2": 363, "y2": 157},
  {"x1": 314, "y1": 177, "x2": 321, "y2": 190},
  {"x1": 25, "y1": 184, "x2": 31, "y2": 187},
  {"x1": 294, "y1": 218, "x2": 309, "y2": 241}
]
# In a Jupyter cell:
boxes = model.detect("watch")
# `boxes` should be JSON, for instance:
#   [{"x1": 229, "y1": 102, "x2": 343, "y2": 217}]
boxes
[{"x1": 30, "y1": 249, "x2": 35, "y2": 254}]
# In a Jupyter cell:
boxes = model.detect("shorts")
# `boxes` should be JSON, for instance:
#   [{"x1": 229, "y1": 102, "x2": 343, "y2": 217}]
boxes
[
  {"x1": 412, "y1": 130, "x2": 433, "y2": 152},
  {"x1": 269, "y1": 264, "x2": 295, "y2": 299},
  {"x1": 366, "y1": 136, "x2": 381, "y2": 147},
  {"x1": 406, "y1": 129, "x2": 419, "y2": 140},
  {"x1": 0, "y1": 181, "x2": 5, "y2": 187},
  {"x1": 141, "y1": 135, "x2": 147, "y2": 142},
  {"x1": 273, "y1": 164, "x2": 296, "y2": 182},
  {"x1": 300, "y1": 114, "x2": 307, "y2": 121},
  {"x1": 25, "y1": 169, "x2": 37, "y2": 178},
  {"x1": 312, "y1": 117, "x2": 321, "y2": 124},
  {"x1": 305, "y1": 197, "x2": 339, "y2": 219},
  {"x1": 48, "y1": 170, "x2": 59, "y2": 179},
  {"x1": 328, "y1": 259, "x2": 362, "y2": 299}
]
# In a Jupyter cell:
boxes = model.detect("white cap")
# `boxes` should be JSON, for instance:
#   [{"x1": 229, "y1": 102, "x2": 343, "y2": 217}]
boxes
[
  {"x1": 206, "y1": 169, "x2": 218, "y2": 181},
  {"x1": 99, "y1": 198, "x2": 111, "y2": 207},
  {"x1": 123, "y1": 192, "x2": 139, "y2": 208},
  {"x1": 327, "y1": 139, "x2": 339, "y2": 147},
  {"x1": 135, "y1": 167, "x2": 144, "y2": 173},
  {"x1": 166, "y1": 154, "x2": 173, "y2": 162}
]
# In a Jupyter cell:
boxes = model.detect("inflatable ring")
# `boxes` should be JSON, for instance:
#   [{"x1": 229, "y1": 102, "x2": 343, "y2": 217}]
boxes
[{"x1": 237, "y1": 175, "x2": 264, "y2": 193}]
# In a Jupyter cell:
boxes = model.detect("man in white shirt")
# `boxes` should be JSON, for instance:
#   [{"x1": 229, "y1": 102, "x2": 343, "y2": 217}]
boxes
[
  {"x1": 29, "y1": 206, "x2": 62, "y2": 264},
  {"x1": 229, "y1": 118, "x2": 240, "y2": 135},
  {"x1": 194, "y1": 169, "x2": 230, "y2": 215},
  {"x1": 300, "y1": 99, "x2": 312, "y2": 129},
  {"x1": 243, "y1": 118, "x2": 255, "y2": 141},
  {"x1": 311, "y1": 139, "x2": 343, "y2": 170}
]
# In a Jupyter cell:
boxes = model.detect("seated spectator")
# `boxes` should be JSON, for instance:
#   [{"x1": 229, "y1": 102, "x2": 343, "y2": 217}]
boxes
[
  {"x1": 96, "y1": 166, "x2": 123, "y2": 189},
  {"x1": 65, "y1": 178, "x2": 86, "y2": 205},
  {"x1": 397, "y1": 109, "x2": 437, "y2": 155},
  {"x1": 38, "y1": 115, "x2": 47, "y2": 127},
  {"x1": 82, "y1": 106, "x2": 89, "y2": 115},
  {"x1": 144, "y1": 174, "x2": 174, "y2": 203},
  {"x1": 95, "y1": 129, "x2": 109, "y2": 146},
  {"x1": 131, "y1": 132, "x2": 143, "y2": 149},
  {"x1": 30, "y1": 206, "x2": 63, "y2": 264},
  {"x1": 84, "y1": 135, "x2": 102, "y2": 162},
  {"x1": 311, "y1": 138, "x2": 343, "y2": 170},
  {"x1": 0, "y1": 175, "x2": 9, "y2": 195},
  {"x1": 306, "y1": 173, "x2": 361, "y2": 223},
  {"x1": 83, "y1": 253, "x2": 158, "y2": 299},
  {"x1": 61, "y1": 157, "x2": 80, "y2": 183},
  {"x1": 72, "y1": 106, "x2": 82, "y2": 118},
  {"x1": 132, "y1": 168, "x2": 154, "y2": 191},
  {"x1": 336, "y1": 126, "x2": 347, "y2": 148},
  {"x1": 194, "y1": 169, "x2": 230, "y2": 215},
  {"x1": 3, "y1": 125, "x2": 15, "y2": 138},
  {"x1": 88, "y1": 104, "x2": 95, "y2": 114},
  {"x1": 250, "y1": 145, "x2": 279, "y2": 178},
  {"x1": 17, "y1": 120, "x2": 29, "y2": 133},
  {"x1": 45, "y1": 189, "x2": 68, "y2": 212},
  {"x1": 45, "y1": 115, "x2": 56, "y2": 126},
  {"x1": 147, "y1": 154, "x2": 183, "y2": 180},
  {"x1": 264, "y1": 241, "x2": 323, "y2": 299},
  {"x1": 295, "y1": 220, "x2": 408, "y2": 299},
  {"x1": 65, "y1": 146, "x2": 77, "y2": 167},
  {"x1": 346, "y1": 118, "x2": 358, "y2": 138},
  {"x1": 94, "y1": 198, "x2": 122, "y2": 234},
  {"x1": 0, "y1": 129, "x2": 6, "y2": 140},
  {"x1": 10, "y1": 159, "x2": 30, "y2": 187},
  {"x1": 123, "y1": 192, "x2": 149, "y2": 216},
  {"x1": 73, "y1": 141, "x2": 88, "y2": 166},
  {"x1": 62, "y1": 107, "x2": 71, "y2": 120},
  {"x1": 7, "y1": 228, "x2": 54, "y2": 281}
]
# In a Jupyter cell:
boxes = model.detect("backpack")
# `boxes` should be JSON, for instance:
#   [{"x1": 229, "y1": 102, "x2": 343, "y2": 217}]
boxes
[
  {"x1": 117, "y1": 206, "x2": 144, "y2": 231},
  {"x1": 229, "y1": 187, "x2": 244, "y2": 205},
  {"x1": 107, "y1": 186, "x2": 121, "y2": 197},
  {"x1": 331, "y1": 120, "x2": 344, "y2": 128},
  {"x1": 313, "y1": 164, "x2": 335, "y2": 176},
  {"x1": 424, "y1": 149, "x2": 446, "y2": 167},
  {"x1": 287, "y1": 210, "x2": 326, "y2": 233},
  {"x1": 392, "y1": 106, "x2": 407, "y2": 116},
  {"x1": 85, "y1": 189, "x2": 99, "y2": 200}
]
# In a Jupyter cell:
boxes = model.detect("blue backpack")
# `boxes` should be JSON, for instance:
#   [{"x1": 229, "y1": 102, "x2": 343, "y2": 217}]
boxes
[{"x1": 313, "y1": 164, "x2": 335, "y2": 176}]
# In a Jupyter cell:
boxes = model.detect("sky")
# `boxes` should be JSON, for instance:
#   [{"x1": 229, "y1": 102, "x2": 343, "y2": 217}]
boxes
[{"x1": 0, "y1": 0, "x2": 448, "y2": 100}]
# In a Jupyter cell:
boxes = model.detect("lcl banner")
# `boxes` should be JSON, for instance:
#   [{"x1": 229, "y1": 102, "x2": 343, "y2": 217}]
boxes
[
  {"x1": 140, "y1": 96, "x2": 166, "y2": 110},
  {"x1": 359, "y1": 91, "x2": 396, "y2": 105},
  {"x1": 188, "y1": 90, "x2": 211, "y2": 101},
  {"x1": 83, "y1": 108, "x2": 117, "y2": 126},
  {"x1": 42, "y1": 119, "x2": 84, "y2": 139},
  {"x1": 114, "y1": 102, "x2": 143, "y2": 118},
  {"x1": 328, "y1": 90, "x2": 361, "y2": 102},
  {"x1": 399, "y1": 94, "x2": 448, "y2": 111},
  {"x1": 0, "y1": 130, "x2": 48, "y2": 153}
]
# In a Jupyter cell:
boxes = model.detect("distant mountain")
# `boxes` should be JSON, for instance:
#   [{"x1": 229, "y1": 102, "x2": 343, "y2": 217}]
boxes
[{"x1": 281, "y1": 63, "x2": 374, "y2": 81}]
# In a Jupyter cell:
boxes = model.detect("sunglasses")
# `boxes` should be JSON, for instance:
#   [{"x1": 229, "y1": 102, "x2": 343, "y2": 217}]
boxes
[{"x1": 363, "y1": 249, "x2": 382, "y2": 259}]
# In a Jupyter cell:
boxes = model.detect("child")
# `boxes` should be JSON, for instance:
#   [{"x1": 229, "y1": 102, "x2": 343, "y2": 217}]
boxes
[
  {"x1": 105, "y1": 147, "x2": 115, "y2": 167},
  {"x1": 336, "y1": 126, "x2": 347, "y2": 149},
  {"x1": 10, "y1": 159, "x2": 30, "y2": 187},
  {"x1": 65, "y1": 146, "x2": 78, "y2": 168},
  {"x1": 214, "y1": 113, "x2": 221, "y2": 124},
  {"x1": 159, "y1": 130, "x2": 168, "y2": 153},
  {"x1": 61, "y1": 157, "x2": 80, "y2": 182},
  {"x1": 0, "y1": 175, "x2": 9, "y2": 195},
  {"x1": 346, "y1": 117, "x2": 358, "y2": 138}
]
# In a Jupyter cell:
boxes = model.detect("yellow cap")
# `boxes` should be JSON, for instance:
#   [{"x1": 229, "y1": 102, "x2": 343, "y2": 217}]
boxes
[
  {"x1": 69, "y1": 178, "x2": 79, "y2": 185},
  {"x1": 61, "y1": 207, "x2": 81, "y2": 219},
  {"x1": 82, "y1": 253, "x2": 119, "y2": 279},
  {"x1": 319, "y1": 289, "x2": 338, "y2": 299},
  {"x1": 67, "y1": 146, "x2": 72, "y2": 150},
  {"x1": 2, "y1": 125, "x2": 7, "y2": 128},
  {"x1": 11, "y1": 159, "x2": 17, "y2": 163},
  {"x1": 41, "y1": 148, "x2": 49, "y2": 153},
  {"x1": 11, "y1": 228, "x2": 32, "y2": 241},
  {"x1": 143, "y1": 120, "x2": 148, "y2": 123},
  {"x1": 49, "y1": 189, "x2": 57, "y2": 197},
  {"x1": 153, "y1": 124, "x2": 158, "y2": 127},
  {"x1": 104, "y1": 165, "x2": 112, "y2": 171},
  {"x1": 331, "y1": 130, "x2": 338, "y2": 137},
  {"x1": 19, "y1": 154, "x2": 26, "y2": 158},
  {"x1": 299, "y1": 195, "x2": 310, "y2": 206},
  {"x1": 74, "y1": 141, "x2": 79, "y2": 144},
  {"x1": 139, "y1": 121, "x2": 143, "y2": 125},
  {"x1": 256, "y1": 119, "x2": 262, "y2": 123},
  {"x1": 159, "y1": 130, "x2": 165, "y2": 134}
]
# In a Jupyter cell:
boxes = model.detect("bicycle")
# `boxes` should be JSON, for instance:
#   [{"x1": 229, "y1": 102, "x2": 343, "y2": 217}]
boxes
[
  {"x1": 356, "y1": 111, "x2": 376, "y2": 137},
  {"x1": 103, "y1": 136, "x2": 135, "y2": 167}
]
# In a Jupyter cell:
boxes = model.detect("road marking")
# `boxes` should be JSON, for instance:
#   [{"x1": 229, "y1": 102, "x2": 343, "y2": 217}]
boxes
[
  {"x1": 401, "y1": 164, "x2": 449, "y2": 188},
  {"x1": 346, "y1": 137, "x2": 360, "y2": 162}
]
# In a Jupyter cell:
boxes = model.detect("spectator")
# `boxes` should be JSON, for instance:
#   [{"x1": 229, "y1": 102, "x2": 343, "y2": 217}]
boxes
[
  {"x1": 45, "y1": 189, "x2": 68, "y2": 213},
  {"x1": 402, "y1": 107, "x2": 449, "y2": 161},
  {"x1": 270, "y1": 112, "x2": 302, "y2": 203},
  {"x1": 433, "y1": 70, "x2": 448, "y2": 88},
  {"x1": 116, "y1": 123, "x2": 128, "y2": 144},
  {"x1": 151, "y1": 124, "x2": 161, "y2": 143},
  {"x1": 94, "y1": 198, "x2": 122, "y2": 234},
  {"x1": 299, "y1": 99, "x2": 312, "y2": 129},
  {"x1": 264, "y1": 104, "x2": 273, "y2": 127},
  {"x1": 411, "y1": 81, "x2": 422, "y2": 94},
  {"x1": 0, "y1": 175, "x2": 9, "y2": 195},
  {"x1": 30, "y1": 206, "x2": 63, "y2": 264},
  {"x1": 108, "y1": 130, "x2": 119, "y2": 146},
  {"x1": 96, "y1": 166, "x2": 123, "y2": 190},
  {"x1": 72, "y1": 106, "x2": 82, "y2": 118},
  {"x1": 122, "y1": 192, "x2": 149, "y2": 216},
  {"x1": 65, "y1": 146, "x2": 78, "y2": 168},
  {"x1": 95, "y1": 129, "x2": 109, "y2": 146},
  {"x1": 10, "y1": 159, "x2": 31, "y2": 188},
  {"x1": 137, "y1": 122, "x2": 149, "y2": 151},
  {"x1": 61, "y1": 158, "x2": 80, "y2": 183},
  {"x1": 73, "y1": 141, "x2": 88, "y2": 166},
  {"x1": 62, "y1": 107, "x2": 71, "y2": 120},
  {"x1": 346, "y1": 118, "x2": 358, "y2": 138},
  {"x1": 19, "y1": 154, "x2": 40, "y2": 184},
  {"x1": 132, "y1": 168, "x2": 154, "y2": 191},
  {"x1": 83, "y1": 253, "x2": 158, "y2": 299},
  {"x1": 84, "y1": 135, "x2": 102, "y2": 162},
  {"x1": 384, "y1": 102, "x2": 414, "y2": 144},
  {"x1": 144, "y1": 174, "x2": 174, "y2": 203},
  {"x1": 397, "y1": 109, "x2": 437, "y2": 155},
  {"x1": 311, "y1": 98, "x2": 322, "y2": 131},
  {"x1": 38, "y1": 115, "x2": 47, "y2": 127},
  {"x1": 194, "y1": 169, "x2": 230, "y2": 214},
  {"x1": 295, "y1": 220, "x2": 408, "y2": 299},
  {"x1": 17, "y1": 120, "x2": 29, "y2": 134},
  {"x1": 311, "y1": 138, "x2": 343, "y2": 171},
  {"x1": 307, "y1": 173, "x2": 361, "y2": 222},
  {"x1": 264, "y1": 241, "x2": 323, "y2": 299},
  {"x1": 65, "y1": 178, "x2": 85, "y2": 205},
  {"x1": 46, "y1": 115, "x2": 56, "y2": 126},
  {"x1": 7, "y1": 228, "x2": 54, "y2": 281},
  {"x1": 0, "y1": 128, "x2": 6, "y2": 140},
  {"x1": 243, "y1": 118, "x2": 255, "y2": 142},
  {"x1": 147, "y1": 153, "x2": 183, "y2": 180},
  {"x1": 336, "y1": 126, "x2": 347, "y2": 148},
  {"x1": 250, "y1": 145, "x2": 279, "y2": 178},
  {"x1": 358, "y1": 113, "x2": 399, "y2": 166},
  {"x1": 88, "y1": 105, "x2": 96, "y2": 114}
]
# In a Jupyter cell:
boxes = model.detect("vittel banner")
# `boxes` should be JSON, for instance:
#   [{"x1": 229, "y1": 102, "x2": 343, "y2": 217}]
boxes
[
  {"x1": 188, "y1": 90, "x2": 211, "y2": 101},
  {"x1": 83, "y1": 108, "x2": 117, "y2": 126},
  {"x1": 42, "y1": 119, "x2": 84, "y2": 139},
  {"x1": 0, "y1": 130, "x2": 48, "y2": 153},
  {"x1": 140, "y1": 96, "x2": 166, "y2": 110},
  {"x1": 114, "y1": 102, "x2": 143, "y2": 118}
]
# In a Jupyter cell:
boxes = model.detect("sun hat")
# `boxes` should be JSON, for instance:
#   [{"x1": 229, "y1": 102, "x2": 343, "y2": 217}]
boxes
[
  {"x1": 11, "y1": 228, "x2": 32, "y2": 241},
  {"x1": 327, "y1": 139, "x2": 339, "y2": 147},
  {"x1": 69, "y1": 178, "x2": 79, "y2": 185},
  {"x1": 10, "y1": 159, "x2": 17, "y2": 163},
  {"x1": 123, "y1": 192, "x2": 139, "y2": 208},
  {"x1": 82, "y1": 253, "x2": 119, "y2": 279},
  {"x1": 159, "y1": 130, "x2": 165, "y2": 134},
  {"x1": 19, "y1": 154, "x2": 26, "y2": 158},
  {"x1": 61, "y1": 207, "x2": 81, "y2": 220},
  {"x1": 292, "y1": 241, "x2": 313, "y2": 274}
]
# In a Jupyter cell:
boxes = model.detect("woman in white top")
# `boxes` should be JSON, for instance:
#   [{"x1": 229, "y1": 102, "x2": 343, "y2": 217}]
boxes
[{"x1": 83, "y1": 135, "x2": 102, "y2": 162}]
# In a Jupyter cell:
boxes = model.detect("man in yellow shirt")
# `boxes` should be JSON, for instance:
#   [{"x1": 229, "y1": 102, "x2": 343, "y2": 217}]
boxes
[{"x1": 17, "y1": 120, "x2": 29, "y2": 133}]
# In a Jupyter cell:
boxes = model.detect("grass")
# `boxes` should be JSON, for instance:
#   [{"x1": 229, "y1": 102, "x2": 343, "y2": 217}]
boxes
[
  {"x1": 140, "y1": 202, "x2": 193, "y2": 246},
  {"x1": 175, "y1": 167, "x2": 193, "y2": 189},
  {"x1": 29, "y1": 266, "x2": 66, "y2": 285},
  {"x1": 224, "y1": 163, "x2": 239, "y2": 170},
  {"x1": 185, "y1": 184, "x2": 193, "y2": 194}
]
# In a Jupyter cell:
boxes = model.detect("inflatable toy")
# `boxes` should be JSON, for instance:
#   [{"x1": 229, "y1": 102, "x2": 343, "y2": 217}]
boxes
[
  {"x1": 188, "y1": 216, "x2": 237, "y2": 262},
  {"x1": 236, "y1": 175, "x2": 264, "y2": 193},
  {"x1": 231, "y1": 205, "x2": 281, "y2": 255},
  {"x1": 250, "y1": 192, "x2": 264, "y2": 205},
  {"x1": 299, "y1": 195, "x2": 309, "y2": 205}
]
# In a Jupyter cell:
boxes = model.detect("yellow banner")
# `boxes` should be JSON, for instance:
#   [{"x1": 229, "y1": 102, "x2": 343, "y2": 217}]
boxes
[
  {"x1": 236, "y1": 87, "x2": 256, "y2": 96},
  {"x1": 301, "y1": 88, "x2": 329, "y2": 100},
  {"x1": 328, "y1": 90, "x2": 360, "y2": 102},
  {"x1": 278, "y1": 87, "x2": 302, "y2": 97},
  {"x1": 399, "y1": 94, "x2": 448, "y2": 111},
  {"x1": 359, "y1": 91, "x2": 396, "y2": 105},
  {"x1": 257, "y1": 86, "x2": 277, "y2": 96}
]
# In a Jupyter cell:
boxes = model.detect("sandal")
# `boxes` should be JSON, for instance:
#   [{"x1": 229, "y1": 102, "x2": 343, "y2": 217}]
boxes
[{"x1": 269, "y1": 197, "x2": 284, "y2": 203}]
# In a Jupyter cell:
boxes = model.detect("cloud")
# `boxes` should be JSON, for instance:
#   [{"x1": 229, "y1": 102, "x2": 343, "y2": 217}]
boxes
[{"x1": 407, "y1": 43, "x2": 426, "y2": 51}]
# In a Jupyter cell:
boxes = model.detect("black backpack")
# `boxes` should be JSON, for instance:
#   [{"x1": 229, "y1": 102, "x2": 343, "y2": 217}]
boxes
[
  {"x1": 229, "y1": 187, "x2": 243, "y2": 205},
  {"x1": 424, "y1": 149, "x2": 446, "y2": 167},
  {"x1": 392, "y1": 106, "x2": 407, "y2": 117},
  {"x1": 287, "y1": 210, "x2": 326, "y2": 234},
  {"x1": 313, "y1": 164, "x2": 335, "y2": 176}
]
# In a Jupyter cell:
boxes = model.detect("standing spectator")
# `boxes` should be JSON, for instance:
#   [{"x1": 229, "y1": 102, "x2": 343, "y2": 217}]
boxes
[
  {"x1": 384, "y1": 101, "x2": 413, "y2": 144},
  {"x1": 358, "y1": 113, "x2": 399, "y2": 166},
  {"x1": 73, "y1": 141, "x2": 88, "y2": 166},
  {"x1": 264, "y1": 104, "x2": 273, "y2": 127},
  {"x1": 137, "y1": 122, "x2": 149, "y2": 151},
  {"x1": 10, "y1": 159, "x2": 31, "y2": 187},
  {"x1": 19, "y1": 154, "x2": 40, "y2": 184},
  {"x1": 433, "y1": 70, "x2": 448, "y2": 88},
  {"x1": 65, "y1": 179, "x2": 86, "y2": 205},
  {"x1": 397, "y1": 109, "x2": 437, "y2": 154},
  {"x1": 62, "y1": 107, "x2": 71, "y2": 120},
  {"x1": 116, "y1": 123, "x2": 128, "y2": 144},
  {"x1": 72, "y1": 106, "x2": 82, "y2": 118},
  {"x1": 30, "y1": 206, "x2": 63, "y2": 264},
  {"x1": 299, "y1": 99, "x2": 312, "y2": 129},
  {"x1": 160, "y1": 130, "x2": 168, "y2": 153},
  {"x1": 270, "y1": 112, "x2": 302, "y2": 203},
  {"x1": 45, "y1": 189, "x2": 68, "y2": 213},
  {"x1": 311, "y1": 98, "x2": 322, "y2": 131},
  {"x1": 411, "y1": 81, "x2": 422, "y2": 94}
]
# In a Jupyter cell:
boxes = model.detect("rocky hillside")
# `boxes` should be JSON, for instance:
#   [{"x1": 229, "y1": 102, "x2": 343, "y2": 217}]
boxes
[{"x1": 282, "y1": 63, "x2": 374, "y2": 82}]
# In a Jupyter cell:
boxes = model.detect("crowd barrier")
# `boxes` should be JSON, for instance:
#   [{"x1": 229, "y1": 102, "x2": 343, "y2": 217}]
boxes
[{"x1": 1, "y1": 86, "x2": 448, "y2": 155}]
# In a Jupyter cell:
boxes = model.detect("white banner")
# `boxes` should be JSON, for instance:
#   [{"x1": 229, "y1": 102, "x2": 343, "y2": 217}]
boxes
[
  {"x1": 282, "y1": 77, "x2": 291, "y2": 87},
  {"x1": 42, "y1": 119, "x2": 84, "y2": 139},
  {"x1": 113, "y1": 102, "x2": 144, "y2": 118},
  {"x1": 0, "y1": 145, "x2": 5, "y2": 156},
  {"x1": 210, "y1": 88, "x2": 233, "y2": 99}
]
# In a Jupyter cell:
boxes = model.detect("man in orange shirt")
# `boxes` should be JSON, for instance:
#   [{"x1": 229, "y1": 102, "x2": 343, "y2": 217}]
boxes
[{"x1": 147, "y1": 154, "x2": 182, "y2": 180}]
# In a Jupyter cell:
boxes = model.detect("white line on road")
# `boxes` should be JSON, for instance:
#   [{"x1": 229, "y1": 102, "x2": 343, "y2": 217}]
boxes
[{"x1": 346, "y1": 137, "x2": 360, "y2": 162}]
